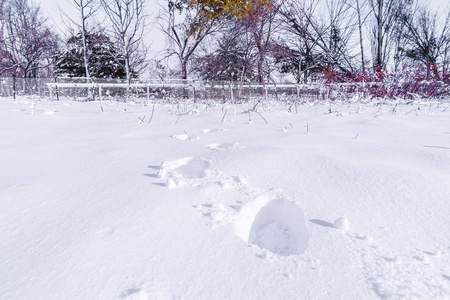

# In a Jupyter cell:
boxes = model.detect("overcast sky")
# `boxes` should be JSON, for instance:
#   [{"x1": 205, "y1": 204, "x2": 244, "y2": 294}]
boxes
[
  {"x1": 39, "y1": 0, "x2": 164, "y2": 54},
  {"x1": 39, "y1": 0, "x2": 450, "y2": 61}
]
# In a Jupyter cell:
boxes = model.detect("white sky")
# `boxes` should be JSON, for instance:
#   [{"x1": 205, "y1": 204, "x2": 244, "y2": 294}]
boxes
[
  {"x1": 38, "y1": 0, "x2": 450, "y2": 70},
  {"x1": 39, "y1": 0, "x2": 450, "y2": 43},
  {"x1": 39, "y1": 0, "x2": 165, "y2": 53}
]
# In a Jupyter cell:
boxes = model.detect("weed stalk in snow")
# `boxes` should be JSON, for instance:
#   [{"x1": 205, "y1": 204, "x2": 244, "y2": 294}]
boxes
[
  {"x1": 148, "y1": 102, "x2": 156, "y2": 124},
  {"x1": 221, "y1": 109, "x2": 228, "y2": 123}
]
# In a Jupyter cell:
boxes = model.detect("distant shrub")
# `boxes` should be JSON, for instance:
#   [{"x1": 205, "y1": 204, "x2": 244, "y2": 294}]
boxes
[{"x1": 321, "y1": 64, "x2": 450, "y2": 100}]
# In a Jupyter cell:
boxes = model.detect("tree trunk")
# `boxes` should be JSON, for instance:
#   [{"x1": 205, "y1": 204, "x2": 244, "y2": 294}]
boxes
[
  {"x1": 257, "y1": 52, "x2": 264, "y2": 83},
  {"x1": 79, "y1": 0, "x2": 91, "y2": 98},
  {"x1": 181, "y1": 59, "x2": 188, "y2": 80},
  {"x1": 356, "y1": 0, "x2": 365, "y2": 72},
  {"x1": 376, "y1": 0, "x2": 383, "y2": 68}
]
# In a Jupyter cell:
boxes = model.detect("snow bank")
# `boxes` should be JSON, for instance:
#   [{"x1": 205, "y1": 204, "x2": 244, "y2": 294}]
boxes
[{"x1": 1, "y1": 97, "x2": 449, "y2": 299}]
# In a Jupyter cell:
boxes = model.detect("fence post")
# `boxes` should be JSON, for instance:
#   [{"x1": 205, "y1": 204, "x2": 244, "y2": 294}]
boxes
[
  {"x1": 13, "y1": 75, "x2": 16, "y2": 100},
  {"x1": 230, "y1": 83, "x2": 234, "y2": 103},
  {"x1": 55, "y1": 77, "x2": 59, "y2": 101},
  {"x1": 209, "y1": 81, "x2": 213, "y2": 99},
  {"x1": 222, "y1": 83, "x2": 225, "y2": 101}
]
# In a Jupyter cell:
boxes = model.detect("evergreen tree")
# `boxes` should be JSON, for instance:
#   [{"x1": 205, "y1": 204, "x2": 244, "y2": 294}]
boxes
[{"x1": 55, "y1": 31, "x2": 131, "y2": 78}]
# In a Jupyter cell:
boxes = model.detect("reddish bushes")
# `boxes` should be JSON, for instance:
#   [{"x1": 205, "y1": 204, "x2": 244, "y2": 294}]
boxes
[{"x1": 322, "y1": 64, "x2": 450, "y2": 100}]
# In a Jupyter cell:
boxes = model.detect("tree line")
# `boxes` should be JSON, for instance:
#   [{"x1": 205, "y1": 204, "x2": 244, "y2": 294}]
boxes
[{"x1": 1, "y1": 0, "x2": 449, "y2": 84}]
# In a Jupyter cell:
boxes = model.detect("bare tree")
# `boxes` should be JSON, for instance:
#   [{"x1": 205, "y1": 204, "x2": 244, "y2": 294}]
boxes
[
  {"x1": 368, "y1": 0, "x2": 408, "y2": 69},
  {"x1": 0, "y1": 0, "x2": 5, "y2": 72},
  {"x1": 240, "y1": 0, "x2": 279, "y2": 83},
  {"x1": 60, "y1": 0, "x2": 100, "y2": 80},
  {"x1": 158, "y1": 0, "x2": 223, "y2": 79},
  {"x1": 346, "y1": 0, "x2": 371, "y2": 71},
  {"x1": 278, "y1": 0, "x2": 322, "y2": 82},
  {"x1": 1, "y1": 0, "x2": 59, "y2": 77},
  {"x1": 355, "y1": 0, "x2": 366, "y2": 71},
  {"x1": 279, "y1": 0, "x2": 356, "y2": 81},
  {"x1": 100, "y1": 0, "x2": 148, "y2": 84},
  {"x1": 320, "y1": 0, "x2": 356, "y2": 73},
  {"x1": 400, "y1": 6, "x2": 450, "y2": 79},
  {"x1": 192, "y1": 22, "x2": 256, "y2": 82}
]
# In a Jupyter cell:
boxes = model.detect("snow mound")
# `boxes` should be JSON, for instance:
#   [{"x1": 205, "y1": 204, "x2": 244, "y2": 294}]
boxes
[
  {"x1": 333, "y1": 216, "x2": 349, "y2": 230},
  {"x1": 247, "y1": 198, "x2": 309, "y2": 256}
]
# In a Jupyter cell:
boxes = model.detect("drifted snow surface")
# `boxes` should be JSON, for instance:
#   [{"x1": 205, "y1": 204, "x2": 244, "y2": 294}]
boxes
[{"x1": 1, "y1": 98, "x2": 450, "y2": 299}]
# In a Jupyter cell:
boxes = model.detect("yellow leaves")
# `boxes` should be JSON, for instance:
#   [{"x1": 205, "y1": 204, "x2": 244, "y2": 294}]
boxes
[
  {"x1": 184, "y1": 0, "x2": 272, "y2": 36},
  {"x1": 189, "y1": 0, "x2": 272, "y2": 21}
]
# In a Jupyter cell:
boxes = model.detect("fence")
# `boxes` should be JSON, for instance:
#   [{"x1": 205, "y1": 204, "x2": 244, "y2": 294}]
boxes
[
  {"x1": 45, "y1": 79, "x2": 330, "y2": 103},
  {"x1": 0, "y1": 77, "x2": 55, "y2": 98},
  {"x1": 1, "y1": 77, "x2": 449, "y2": 102}
]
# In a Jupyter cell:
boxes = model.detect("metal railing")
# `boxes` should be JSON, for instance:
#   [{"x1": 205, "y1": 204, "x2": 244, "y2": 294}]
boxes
[
  {"x1": 45, "y1": 79, "x2": 327, "y2": 102},
  {"x1": 1, "y1": 77, "x2": 448, "y2": 102}
]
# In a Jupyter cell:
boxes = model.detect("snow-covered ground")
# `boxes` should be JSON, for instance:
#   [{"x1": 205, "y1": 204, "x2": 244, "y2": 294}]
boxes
[{"x1": 1, "y1": 97, "x2": 449, "y2": 300}]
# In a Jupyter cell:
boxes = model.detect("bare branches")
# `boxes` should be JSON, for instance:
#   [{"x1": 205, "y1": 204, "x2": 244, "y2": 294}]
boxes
[
  {"x1": 1, "y1": 0, "x2": 58, "y2": 77},
  {"x1": 101, "y1": 0, "x2": 148, "y2": 83},
  {"x1": 60, "y1": 0, "x2": 101, "y2": 79},
  {"x1": 399, "y1": 5, "x2": 450, "y2": 79},
  {"x1": 158, "y1": 0, "x2": 224, "y2": 79}
]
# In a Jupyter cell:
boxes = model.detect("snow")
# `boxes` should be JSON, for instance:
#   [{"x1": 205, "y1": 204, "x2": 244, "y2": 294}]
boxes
[
  {"x1": 1, "y1": 97, "x2": 450, "y2": 299},
  {"x1": 333, "y1": 216, "x2": 349, "y2": 230}
]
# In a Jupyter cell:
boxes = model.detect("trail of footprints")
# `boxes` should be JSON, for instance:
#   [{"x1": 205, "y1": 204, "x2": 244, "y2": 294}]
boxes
[
  {"x1": 155, "y1": 128, "x2": 310, "y2": 257},
  {"x1": 145, "y1": 127, "x2": 450, "y2": 299}
]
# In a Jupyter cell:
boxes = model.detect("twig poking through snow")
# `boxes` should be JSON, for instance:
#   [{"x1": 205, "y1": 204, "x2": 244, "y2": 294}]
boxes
[
  {"x1": 252, "y1": 100, "x2": 261, "y2": 112},
  {"x1": 405, "y1": 108, "x2": 416, "y2": 115},
  {"x1": 288, "y1": 100, "x2": 297, "y2": 113},
  {"x1": 221, "y1": 109, "x2": 228, "y2": 123},
  {"x1": 256, "y1": 111, "x2": 268, "y2": 124},
  {"x1": 148, "y1": 103, "x2": 156, "y2": 124},
  {"x1": 391, "y1": 104, "x2": 397, "y2": 114},
  {"x1": 138, "y1": 115, "x2": 146, "y2": 124},
  {"x1": 355, "y1": 133, "x2": 359, "y2": 140},
  {"x1": 430, "y1": 105, "x2": 439, "y2": 114},
  {"x1": 405, "y1": 106, "x2": 420, "y2": 116},
  {"x1": 31, "y1": 99, "x2": 38, "y2": 114}
]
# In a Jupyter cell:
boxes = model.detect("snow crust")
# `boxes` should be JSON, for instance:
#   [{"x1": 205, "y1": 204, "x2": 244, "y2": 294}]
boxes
[{"x1": 1, "y1": 98, "x2": 450, "y2": 299}]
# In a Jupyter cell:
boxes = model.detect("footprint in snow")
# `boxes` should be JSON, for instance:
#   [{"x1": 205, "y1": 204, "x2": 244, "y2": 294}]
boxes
[
  {"x1": 120, "y1": 287, "x2": 178, "y2": 300},
  {"x1": 235, "y1": 197, "x2": 309, "y2": 256},
  {"x1": 156, "y1": 157, "x2": 211, "y2": 188},
  {"x1": 206, "y1": 143, "x2": 243, "y2": 151},
  {"x1": 201, "y1": 128, "x2": 227, "y2": 133},
  {"x1": 194, "y1": 202, "x2": 229, "y2": 228},
  {"x1": 96, "y1": 227, "x2": 115, "y2": 237},
  {"x1": 171, "y1": 133, "x2": 198, "y2": 141}
]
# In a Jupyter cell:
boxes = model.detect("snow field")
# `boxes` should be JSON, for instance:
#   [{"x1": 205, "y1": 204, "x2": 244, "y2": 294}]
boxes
[{"x1": 0, "y1": 97, "x2": 449, "y2": 299}]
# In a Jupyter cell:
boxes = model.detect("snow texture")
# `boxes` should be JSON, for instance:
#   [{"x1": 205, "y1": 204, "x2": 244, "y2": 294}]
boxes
[{"x1": 1, "y1": 97, "x2": 450, "y2": 300}]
